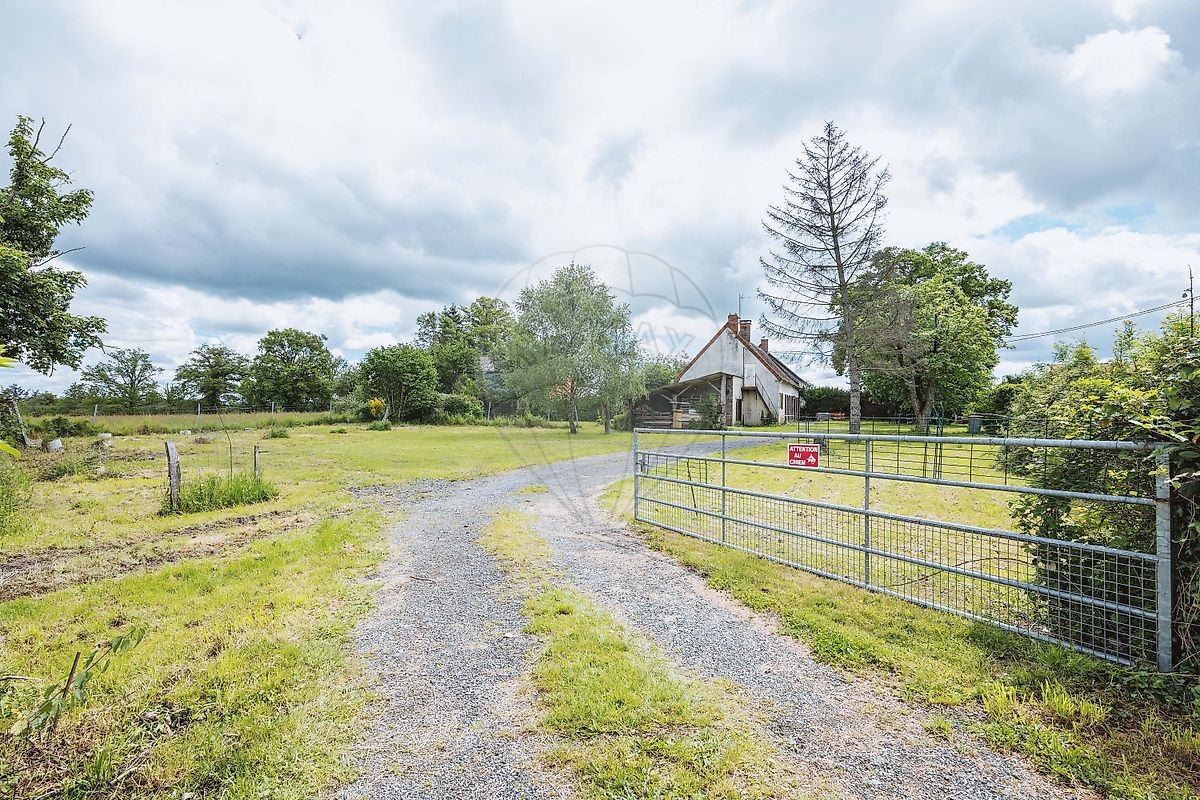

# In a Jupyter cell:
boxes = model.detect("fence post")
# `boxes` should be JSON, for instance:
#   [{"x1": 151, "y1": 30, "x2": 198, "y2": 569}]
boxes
[
  {"x1": 253, "y1": 444, "x2": 261, "y2": 481},
  {"x1": 863, "y1": 439, "x2": 872, "y2": 587},
  {"x1": 720, "y1": 432, "x2": 727, "y2": 543},
  {"x1": 92, "y1": 403, "x2": 98, "y2": 426},
  {"x1": 271, "y1": 401, "x2": 276, "y2": 424},
  {"x1": 1155, "y1": 447, "x2": 1174, "y2": 672},
  {"x1": 196, "y1": 402, "x2": 202, "y2": 432},
  {"x1": 632, "y1": 430, "x2": 640, "y2": 522},
  {"x1": 165, "y1": 441, "x2": 181, "y2": 513}
]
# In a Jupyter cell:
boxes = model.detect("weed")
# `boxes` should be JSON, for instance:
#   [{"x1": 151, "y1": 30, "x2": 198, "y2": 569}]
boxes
[
  {"x1": 366, "y1": 421, "x2": 391, "y2": 431},
  {"x1": 329, "y1": 428, "x2": 348, "y2": 435},
  {"x1": 0, "y1": 459, "x2": 30, "y2": 536},
  {"x1": 1039, "y1": 680, "x2": 1108, "y2": 727},
  {"x1": 517, "y1": 484, "x2": 549, "y2": 495},
  {"x1": 30, "y1": 449, "x2": 102, "y2": 482},
  {"x1": 923, "y1": 715, "x2": 953, "y2": 741},
  {"x1": 162, "y1": 474, "x2": 279, "y2": 515},
  {"x1": 265, "y1": 427, "x2": 290, "y2": 439}
]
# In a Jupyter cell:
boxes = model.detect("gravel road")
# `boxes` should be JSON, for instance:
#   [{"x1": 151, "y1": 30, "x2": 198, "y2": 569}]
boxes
[{"x1": 339, "y1": 441, "x2": 1092, "y2": 800}]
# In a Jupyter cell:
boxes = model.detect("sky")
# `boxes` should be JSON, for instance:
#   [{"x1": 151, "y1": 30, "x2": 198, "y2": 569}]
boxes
[{"x1": 3, "y1": 0, "x2": 1198, "y2": 394}]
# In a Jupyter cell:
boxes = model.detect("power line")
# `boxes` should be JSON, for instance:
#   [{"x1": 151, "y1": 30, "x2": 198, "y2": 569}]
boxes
[{"x1": 1004, "y1": 299, "x2": 1189, "y2": 343}]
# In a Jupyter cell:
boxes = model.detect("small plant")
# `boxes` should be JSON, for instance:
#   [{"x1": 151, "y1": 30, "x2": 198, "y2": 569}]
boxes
[
  {"x1": 0, "y1": 458, "x2": 30, "y2": 536},
  {"x1": 32, "y1": 449, "x2": 101, "y2": 481},
  {"x1": 265, "y1": 427, "x2": 290, "y2": 439},
  {"x1": 162, "y1": 474, "x2": 279, "y2": 515},
  {"x1": 1039, "y1": 681, "x2": 1108, "y2": 727},
  {"x1": 366, "y1": 420, "x2": 391, "y2": 431},
  {"x1": 10, "y1": 627, "x2": 146, "y2": 739},
  {"x1": 923, "y1": 714, "x2": 954, "y2": 741},
  {"x1": 329, "y1": 427, "x2": 348, "y2": 434}
]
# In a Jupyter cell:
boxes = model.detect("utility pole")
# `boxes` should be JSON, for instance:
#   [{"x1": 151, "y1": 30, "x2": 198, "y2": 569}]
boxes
[{"x1": 1188, "y1": 267, "x2": 1195, "y2": 338}]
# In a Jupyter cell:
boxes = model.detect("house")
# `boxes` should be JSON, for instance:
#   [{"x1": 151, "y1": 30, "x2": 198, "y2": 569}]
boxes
[{"x1": 637, "y1": 313, "x2": 809, "y2": 428}]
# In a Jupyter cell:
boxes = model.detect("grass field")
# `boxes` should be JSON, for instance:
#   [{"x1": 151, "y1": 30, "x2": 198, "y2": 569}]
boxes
[
  {"x1": 602, "y1": 472, "x2": 1200, "y2": 799},
  {"x1": 0, "y1": 422, "x2": 639, "y2": 799}
]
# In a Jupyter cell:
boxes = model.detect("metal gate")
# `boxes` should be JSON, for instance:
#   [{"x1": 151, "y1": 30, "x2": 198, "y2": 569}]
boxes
[{"x1": 633, "y1": 428, "x2": 1173, "y2": 671}]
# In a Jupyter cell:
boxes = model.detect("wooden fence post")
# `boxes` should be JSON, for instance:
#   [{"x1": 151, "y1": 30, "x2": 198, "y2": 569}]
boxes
[
  {"x1": 165, "y1": 441, "x2": 181, "y2": 513},
  {"x1": 253, "y1": 444, "x2": 260, "y2": 481}
]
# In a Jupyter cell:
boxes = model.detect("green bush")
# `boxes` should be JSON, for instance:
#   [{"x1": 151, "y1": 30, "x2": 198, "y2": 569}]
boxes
[
  {"x1": 366, "y1": 420, "x2": 391, "y2": 431},
  {"x1": 162, "y1": 474, "x2": 279, "y2": 515},
  {"x1": 265, "y1": 427, "x2": 290, "y2": 439},
  {"x1": 29, "y1": 415, "x2": 99, "y2": 439},
  {"x1": 441, "y1": 393, "x2": 484, "y2": 420},
  {"x1": 329, "y1": 427, "x2": 348, "y2": 435}
]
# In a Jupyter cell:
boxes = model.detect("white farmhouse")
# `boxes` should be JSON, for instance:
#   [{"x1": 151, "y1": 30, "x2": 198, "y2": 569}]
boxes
[{"x1": 638, "y1": 314, "x2": 808, "y2": 427}]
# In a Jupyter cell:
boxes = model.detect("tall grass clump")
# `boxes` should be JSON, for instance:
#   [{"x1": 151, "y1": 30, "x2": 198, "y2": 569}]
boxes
[
  {"x1": 0, "y1": 458, "x2": 31, "y2": 536},
  {"x1": 162, "y1": 474, "x2": 279, "y2": 515},
  {"x1": 265, "y1": 427, "x2": 290, "y2": 439}
]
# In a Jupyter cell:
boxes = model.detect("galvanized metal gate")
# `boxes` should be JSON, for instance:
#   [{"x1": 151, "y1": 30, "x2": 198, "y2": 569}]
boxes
[{"x1": 633, "y1": 428, "x2": 1173, "y2": 671}]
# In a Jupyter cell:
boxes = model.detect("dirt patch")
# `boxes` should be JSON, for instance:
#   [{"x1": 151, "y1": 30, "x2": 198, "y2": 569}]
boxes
[{"x1": 0, "y1": 510, "x2": 315, "y2": 602}]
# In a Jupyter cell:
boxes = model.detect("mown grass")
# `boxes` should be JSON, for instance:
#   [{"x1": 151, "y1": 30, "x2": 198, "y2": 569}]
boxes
[
  {"x1": 0, "y1": 515, "x2": 384, "y2": 799},
  {"x1": 602, "y1": 478, "x2": 1200, "y2": 799},
  {"x1": 163, "y1": 474, "x2": 280, "y2": 515},
  {"x1": 480, "y1": 510, "x2": 788, "y2": 799}
]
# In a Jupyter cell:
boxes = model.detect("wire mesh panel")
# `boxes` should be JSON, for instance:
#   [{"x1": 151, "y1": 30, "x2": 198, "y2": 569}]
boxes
[{"x1": 633, "y1": 429, "x2": 1169, "y2": 669}]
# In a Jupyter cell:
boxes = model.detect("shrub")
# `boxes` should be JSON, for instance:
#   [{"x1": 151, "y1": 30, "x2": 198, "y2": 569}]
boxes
[
  {"x1": 162, "y1": 474, "x2": 279, "y2": 515},
  {"x1": 685, "y1": 394, "x2": 723, "y2": 430},
  {"x1": 329, "y1": 427, "x2": 348, "y2": 435},
  {"x1": 29, "y1": 415, "x2": 99, "y2": 439},
  {"x1": 367, "y1": 397, "x2": 386, "y2": 420},
  {"x1": 366, "y1": 420, "x2": 391, "y2": 431},
  {"x1": 441, "y1": 395, "x2": 482, "y2": 424},
  {"x1": 265, "y1": 427, "x2": 290, "y2": 439}
]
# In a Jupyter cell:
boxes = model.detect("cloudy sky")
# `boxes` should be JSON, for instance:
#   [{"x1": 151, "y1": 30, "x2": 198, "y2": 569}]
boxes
[{"x1": 4, "y1": 0, "x2": 1198, "y2": 394}]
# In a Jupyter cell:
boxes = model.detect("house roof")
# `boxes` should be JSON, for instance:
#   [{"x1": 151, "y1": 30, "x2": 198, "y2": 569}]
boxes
[{"x1": 675, "y1": 316, "x2": 809, "y2": 390}]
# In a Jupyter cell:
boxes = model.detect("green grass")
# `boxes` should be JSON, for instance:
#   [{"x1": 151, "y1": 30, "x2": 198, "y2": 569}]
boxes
[
  {"x1": 164, "y1": 474, "x2": 280, "y2": 515},
  {"x1": 480, "y1": 510, "x2": 787, "y2": 799},
  {"x1": 0, "y1": 422, "x2": 642, "y2": 797},
  {"x1": 264, "y1": 427, "x2": 290, "y2": 439},
  {"x1": 24, "y1": 410, "x2": 351, "y2": 437},
  {"x1": 602, "y1": 478, "x2": 1200, "y2": 799},
  {"x1": 0, "y1": 514, "x2": 383, "y2": 799}
]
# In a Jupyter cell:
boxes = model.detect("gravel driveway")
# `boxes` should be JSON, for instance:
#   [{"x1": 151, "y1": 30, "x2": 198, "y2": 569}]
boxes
[{"x1": 339, "y1": 441, "x2": 1092, "y2": 800}]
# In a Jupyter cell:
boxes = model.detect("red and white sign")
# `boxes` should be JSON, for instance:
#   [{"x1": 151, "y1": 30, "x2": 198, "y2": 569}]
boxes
[{"x1": 788, "y1": 443, "x2": 820, "y2": 468}]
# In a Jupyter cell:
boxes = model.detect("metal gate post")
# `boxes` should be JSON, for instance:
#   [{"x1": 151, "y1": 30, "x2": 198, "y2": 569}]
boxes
[
  {"x1": 1155, "y1": 447, "x2": 1174, "y2": 672},
  {"x1": 632, "y1": 430, "x2": 640, "y2": 522},
  {"x1": 863, "y1": 440, "x2": 872, "y2": 587},
  {"x1": 721, "y1": 432, "x2": 727, "y2": 543}
]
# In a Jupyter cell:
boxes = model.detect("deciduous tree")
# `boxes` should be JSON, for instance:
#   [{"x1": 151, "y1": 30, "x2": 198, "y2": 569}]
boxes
[
  {"x1": 360, "y1": 344, "x2": 439, "y2": 422},
  {"x1": 506, "y1": 263, "x2": 640, "y2": 434},
  {"x1": 80, "y1": 348, "x2": 162, "y2": 410},
  {"x1": 245, "y1": 328, "x2": 336, "y2": 409},
  {"x1": 174, "y1": 344, "x2": 248, "y2": 408},
  {"x1": 0, "y1": 116, "x2": 105, "y2": 373}
]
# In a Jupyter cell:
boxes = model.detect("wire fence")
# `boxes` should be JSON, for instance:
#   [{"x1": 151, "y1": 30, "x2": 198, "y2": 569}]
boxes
[{"x1": 633, "y1": 428, "x2": 1173, "y2": 670}]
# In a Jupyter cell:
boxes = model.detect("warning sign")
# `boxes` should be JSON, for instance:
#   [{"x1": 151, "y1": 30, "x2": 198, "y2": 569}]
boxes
[{"x1": 788, "y1": 443, "x2": 820, "y2": 468}]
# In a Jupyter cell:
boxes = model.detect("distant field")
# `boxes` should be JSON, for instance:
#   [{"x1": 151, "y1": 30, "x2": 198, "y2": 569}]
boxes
[{"x1": 24, "y1": 410, "x2": 348, "y2": 436}]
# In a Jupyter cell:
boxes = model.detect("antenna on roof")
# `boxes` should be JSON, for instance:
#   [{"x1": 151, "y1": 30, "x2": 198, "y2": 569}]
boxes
[{"x1": 738, "y1": 293, "x2": 746, "y2": 317}]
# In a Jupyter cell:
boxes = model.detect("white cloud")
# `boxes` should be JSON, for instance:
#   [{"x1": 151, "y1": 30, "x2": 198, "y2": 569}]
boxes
[{"x1": 1066, "y1": 27, "x2": 1175, "y2": 100}]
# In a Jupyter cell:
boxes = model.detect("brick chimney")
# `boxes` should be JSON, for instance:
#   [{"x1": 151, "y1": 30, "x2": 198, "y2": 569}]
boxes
[
  {"x1": 739, "y1": 319, "x2": 752, "y2": 338},
  {"x1": 726, "y1": 313, "x2": 739, "y2": 332},
  {"x1": 759, "y1": 337, "x2": 769, "y2": 352}
]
